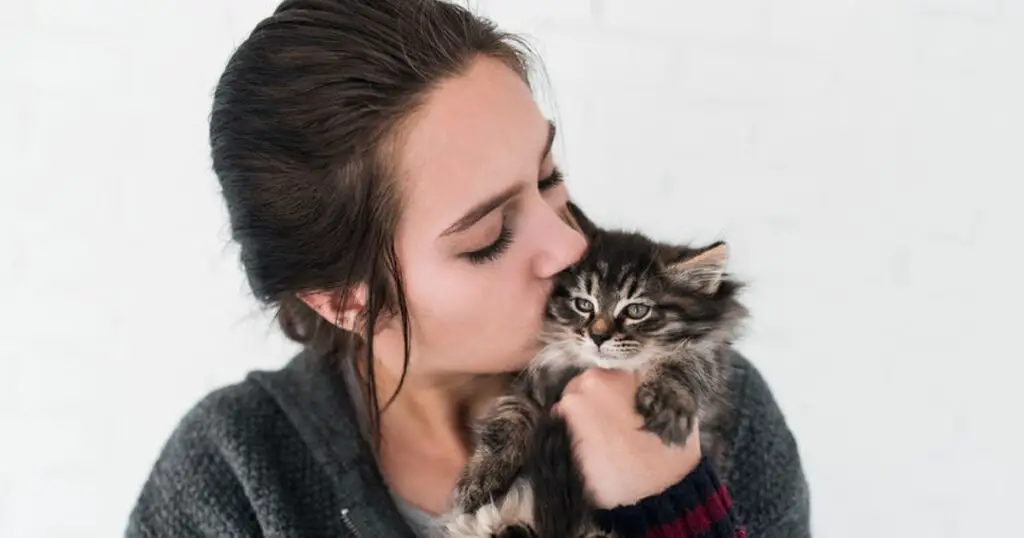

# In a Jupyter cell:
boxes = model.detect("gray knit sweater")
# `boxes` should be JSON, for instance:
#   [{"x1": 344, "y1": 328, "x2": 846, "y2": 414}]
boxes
[{"x1": 125, "y1": 349, "x2": 810, "y2": 537}]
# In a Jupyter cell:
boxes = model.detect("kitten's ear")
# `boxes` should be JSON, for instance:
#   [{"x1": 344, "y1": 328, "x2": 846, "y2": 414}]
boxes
[
  {"x1": 664, "y1": 241, "x2": 729, "y2": 294},
  {"x1": 565, "y1": 200, "x2": 599, "y2": 239}
]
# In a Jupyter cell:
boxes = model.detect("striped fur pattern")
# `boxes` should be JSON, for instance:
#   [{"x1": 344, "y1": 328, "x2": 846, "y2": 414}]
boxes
[{"x1": 440, "y1": 207, "x2": 749, "y2": 538}]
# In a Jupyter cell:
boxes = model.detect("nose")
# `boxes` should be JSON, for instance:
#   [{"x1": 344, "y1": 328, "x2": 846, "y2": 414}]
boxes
[
  {"x1": 590, "y1": 332, "x2": 609, "y2": 347},
  {"x1": 532, "y1": 205, "x2": 587, "y2": 279}
]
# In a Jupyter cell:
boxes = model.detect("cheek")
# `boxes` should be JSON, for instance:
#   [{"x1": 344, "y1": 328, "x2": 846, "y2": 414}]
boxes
[
  {"x1": 400, "y1": 256, "x2": 482, "y2": 329},
  {"x1": 401, "y1": 241, "x2": 552, "y2": 344},
  {"x1": 415, "y1": 264, "x2": 541, "y2": 339},
  {"x1": 412, "y1": 276, "x2": 482, "y2": 325}
]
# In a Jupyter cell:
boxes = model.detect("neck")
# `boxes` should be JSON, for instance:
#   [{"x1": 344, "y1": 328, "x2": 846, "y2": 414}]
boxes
[{"x1": 355, "y1": 353, "x2": 512, "y2": 454}]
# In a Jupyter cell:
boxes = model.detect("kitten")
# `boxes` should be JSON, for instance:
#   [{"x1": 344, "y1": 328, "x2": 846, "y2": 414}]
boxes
[{"x1": 439, "y1": 204, "x2": 749, "y2": 538}]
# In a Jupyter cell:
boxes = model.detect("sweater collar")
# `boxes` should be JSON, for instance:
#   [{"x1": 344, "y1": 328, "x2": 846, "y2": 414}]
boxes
[{"x1": 249, "y1": 348, "x2": 418, "y2": 538}]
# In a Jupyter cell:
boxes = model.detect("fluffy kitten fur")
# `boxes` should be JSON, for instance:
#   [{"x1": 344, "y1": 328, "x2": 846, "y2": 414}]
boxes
[{"x1": 439, "y1": 204, "x2": 749, "y2": 538}]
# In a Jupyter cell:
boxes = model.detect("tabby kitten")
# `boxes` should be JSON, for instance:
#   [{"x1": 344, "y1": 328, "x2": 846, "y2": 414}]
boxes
[{"x1": 439, "y1": 205, "x2": 749, "y2": 538}]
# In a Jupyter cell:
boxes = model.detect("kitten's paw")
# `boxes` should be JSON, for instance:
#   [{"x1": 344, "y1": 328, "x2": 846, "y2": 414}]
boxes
[
  {"x1": 455, "y1": 400, "x2": 534, "y2": 512},
  {"x1": 443, "y1": 479, "x2": 536, "y2": 538},
  {"x1": 454, "y1": 471, "x2": 509, "y2": 514},
  {"x1": 635, "y1": 381, "x2": 698, "y2": 446}
]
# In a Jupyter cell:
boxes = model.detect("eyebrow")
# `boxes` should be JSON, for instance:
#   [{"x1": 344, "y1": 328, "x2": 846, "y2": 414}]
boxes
[{"x1": 440, "y1": 121, "x2": 557, "y2": 237}]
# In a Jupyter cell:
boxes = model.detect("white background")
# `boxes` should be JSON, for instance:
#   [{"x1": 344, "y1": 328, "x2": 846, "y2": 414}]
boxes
[{"x1": 3, "y1": 1, "x2": 1023, "y2": 536}]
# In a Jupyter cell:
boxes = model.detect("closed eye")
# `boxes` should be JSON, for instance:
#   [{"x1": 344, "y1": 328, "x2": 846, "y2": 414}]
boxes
[
  {"x1": 461, "y1": 168, "x2": 564, "y2": 264},
  {"x1": 462, "y1": 218, "x2": 513, "y2": 263},
  {"x1": 538, "y1": 167, "x2": 563, "y2": 191}
]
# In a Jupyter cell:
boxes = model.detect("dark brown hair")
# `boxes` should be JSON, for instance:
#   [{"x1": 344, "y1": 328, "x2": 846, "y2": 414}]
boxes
[{"x1": 209, "y1": 0, "x2": 535, "y2": 441}]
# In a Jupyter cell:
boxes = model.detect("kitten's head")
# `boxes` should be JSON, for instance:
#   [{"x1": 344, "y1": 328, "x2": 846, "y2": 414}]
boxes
[{"x1": 538, "y1": 216, "x2": 748, "y2": 371}]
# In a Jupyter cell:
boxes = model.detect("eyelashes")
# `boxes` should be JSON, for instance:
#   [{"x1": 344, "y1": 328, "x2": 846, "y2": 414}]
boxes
[
  {"x1": 461, "y1": 167, "x2": 565, "y2": 265},
  {"x1": 538, "y1": 167, "x2": 563, "y2": 191},
  {"x1": 464, "y1": 218, "x2": 513, "y2": 263}
]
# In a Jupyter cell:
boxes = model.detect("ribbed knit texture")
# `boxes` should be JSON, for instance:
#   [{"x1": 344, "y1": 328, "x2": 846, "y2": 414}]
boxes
[
  {"x1": 597, "y1": 456, "x2": 745, "y2": 538},
  {"x1": 125, "y1": 349, "x2": 809, "y2": 537}
]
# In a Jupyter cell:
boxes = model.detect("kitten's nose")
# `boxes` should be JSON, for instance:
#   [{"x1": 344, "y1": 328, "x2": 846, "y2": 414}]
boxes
[{"x1": 590, "y1": 333, "x2": 609, "y2": 347}]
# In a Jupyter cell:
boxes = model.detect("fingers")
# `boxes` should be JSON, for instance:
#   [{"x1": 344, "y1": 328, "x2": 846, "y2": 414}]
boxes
[
  {"x1": 556, "y1": 368, "x2": 642, "y2": 430},
  {"x1": 557, "y1": 367, "x2": 701, "y2": 433}
]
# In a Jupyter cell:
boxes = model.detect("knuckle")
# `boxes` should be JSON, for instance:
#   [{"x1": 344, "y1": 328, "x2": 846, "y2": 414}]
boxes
[
  {"x1": 557, "y1": 392, "x2": 581, "y2": 411},
  {"x1": 556, "y1": 393, "x2": 587, "y2": 420},
  {"x1": 575, "y1": 369, "x2": 606, "y2": 392}
]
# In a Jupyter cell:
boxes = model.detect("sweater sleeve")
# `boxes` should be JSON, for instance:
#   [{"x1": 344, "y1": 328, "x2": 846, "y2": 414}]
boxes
[
  {"x1": 593, "y1": 456, "x2": 745, "y2": 538},
  {"x1": 125, "y1": 386, "x2": 265, "y2": 537},
  {"x1": 720, "y1": 353, "x2": 811, "y2": 538}
]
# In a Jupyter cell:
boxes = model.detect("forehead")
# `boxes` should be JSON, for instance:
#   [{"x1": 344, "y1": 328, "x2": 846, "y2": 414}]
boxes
[{"x1": 395, "y1": 56, "x2": 548, "y2": 236}]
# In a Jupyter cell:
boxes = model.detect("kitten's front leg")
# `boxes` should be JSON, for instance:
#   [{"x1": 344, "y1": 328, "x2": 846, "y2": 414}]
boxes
[
  {"x1": 635, "y1": 359, "x2": 703, "y2": 446},
  {"x1": 454, "y1": 395, "x2": 540, "y2": 513}
]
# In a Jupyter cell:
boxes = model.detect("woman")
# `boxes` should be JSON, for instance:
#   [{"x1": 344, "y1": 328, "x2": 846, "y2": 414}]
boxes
[{"x1": 126, "y1": 1, "x2": 809, "y2": 537}]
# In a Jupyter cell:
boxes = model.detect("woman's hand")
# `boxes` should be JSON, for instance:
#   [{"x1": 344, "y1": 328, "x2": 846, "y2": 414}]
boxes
[{"x1": 554, "y1": 368, "x2": 703, "y2": 509}]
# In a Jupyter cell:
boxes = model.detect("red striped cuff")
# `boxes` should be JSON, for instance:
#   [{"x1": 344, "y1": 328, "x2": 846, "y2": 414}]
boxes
[{"x1": 593, "y1": 456, "x2": 745, "y2": 538}]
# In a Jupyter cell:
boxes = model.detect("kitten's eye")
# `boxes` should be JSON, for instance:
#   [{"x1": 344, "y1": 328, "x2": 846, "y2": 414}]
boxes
[
  {"x1": 624, "y1": 303, "x2": 651, "y2": 319},
  {"x1": 573, "y1": 298, "x2": 594, "y2": 313}
]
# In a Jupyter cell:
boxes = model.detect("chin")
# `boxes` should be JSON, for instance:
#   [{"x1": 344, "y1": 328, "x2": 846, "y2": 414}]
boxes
[{"x1": 491, "y1": 343, "x2": 540, "y2": 373}]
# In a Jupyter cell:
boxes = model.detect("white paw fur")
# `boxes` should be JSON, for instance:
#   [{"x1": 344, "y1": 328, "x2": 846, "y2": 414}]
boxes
[{"x1": 436, "y1": 479, "x2": 535, "y2": 538}]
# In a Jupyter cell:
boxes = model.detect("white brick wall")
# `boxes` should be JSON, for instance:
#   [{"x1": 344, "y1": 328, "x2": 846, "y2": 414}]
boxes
[{"x1": 3, "y1": 1, "x2": 1022, "y2": 536}]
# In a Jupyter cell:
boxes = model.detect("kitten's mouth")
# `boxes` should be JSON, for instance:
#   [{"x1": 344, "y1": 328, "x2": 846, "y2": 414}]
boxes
[
  {"x1": 571, "y1": 339, "x2": 650, "y2": 370},
  {"x1": 582, "y1": 345, "x2": 633, "y2": 362},
  {"x1": 583, "y1": 351, "x2": 648, "y2": 372},
  {"x1": 593, "y1": 349, "x2": 620, "y2": 359}
]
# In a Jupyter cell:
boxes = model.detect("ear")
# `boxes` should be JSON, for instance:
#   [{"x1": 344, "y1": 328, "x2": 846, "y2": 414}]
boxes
[
  {"x1": 565, "y1": 200, "x2": 600, "y2": 240},
  {"x1": 298, "y1": 285, "x2": 367, "y2": 332},
  {"x1": 664, "y1": 241, "x2": 729, "y2": 295}
]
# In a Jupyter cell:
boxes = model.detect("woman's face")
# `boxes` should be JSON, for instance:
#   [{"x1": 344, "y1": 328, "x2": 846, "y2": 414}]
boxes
[{"x1": 374, "y1": 56, "x2": 587, "y2": 379}]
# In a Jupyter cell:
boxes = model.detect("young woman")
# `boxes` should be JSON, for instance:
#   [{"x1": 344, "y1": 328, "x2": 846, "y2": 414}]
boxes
[{"x1": 126, "y1": 1, "x2": 809, "y2": 537}]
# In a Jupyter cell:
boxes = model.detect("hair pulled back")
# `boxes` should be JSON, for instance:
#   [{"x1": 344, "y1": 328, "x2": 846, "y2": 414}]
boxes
[{"x1": 209, "y1": 0, "x2": 534, "y2": 439}]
